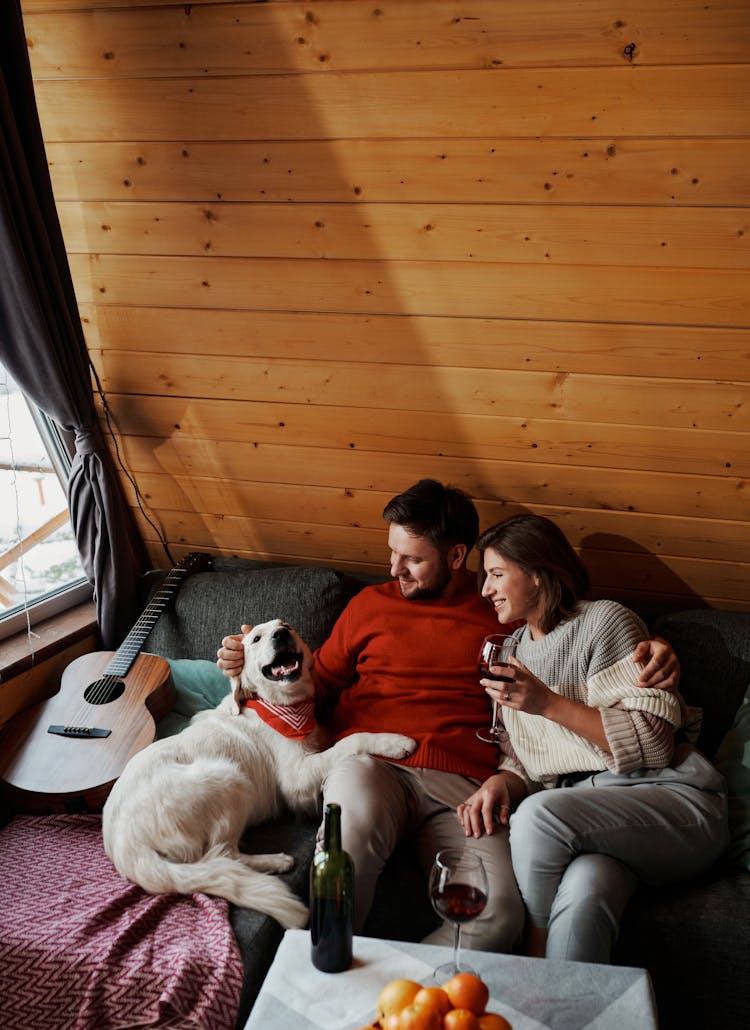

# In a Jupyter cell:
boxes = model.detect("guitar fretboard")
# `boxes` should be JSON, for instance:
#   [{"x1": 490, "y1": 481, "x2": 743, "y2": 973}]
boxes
[{"x1": 103, "y1": 566, "x2": 191, "y2": 677}]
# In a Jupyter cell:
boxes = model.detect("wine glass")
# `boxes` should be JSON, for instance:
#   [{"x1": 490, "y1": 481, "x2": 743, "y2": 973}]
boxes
[
  {"x1": 428, "y1": 848, "x2": 489, "y2": 980},
  {"x1": 476, "y1": 634, "x2": 519, "y2": 743}
]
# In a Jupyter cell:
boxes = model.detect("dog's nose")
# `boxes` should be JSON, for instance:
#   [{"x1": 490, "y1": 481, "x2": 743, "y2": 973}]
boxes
[{"x1": 272, "y1": 625, "x2": 291, "y2": 642}]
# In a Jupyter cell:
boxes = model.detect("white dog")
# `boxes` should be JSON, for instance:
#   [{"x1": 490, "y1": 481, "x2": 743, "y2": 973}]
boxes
[{"x1": 102, "y1": 619, "x2": 415, "y2": 929}]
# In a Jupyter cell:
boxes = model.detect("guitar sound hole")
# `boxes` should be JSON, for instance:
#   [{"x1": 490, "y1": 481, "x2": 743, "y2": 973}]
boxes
[{"x1": 84, "y1": 678, "x2": 126, "y2": 705}]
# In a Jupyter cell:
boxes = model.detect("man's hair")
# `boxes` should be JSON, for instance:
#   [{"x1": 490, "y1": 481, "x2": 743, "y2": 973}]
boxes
[
  {"x1": 477, "y1": 514, "x2": 590, "y2": 633},
  {"x1": 382, "y1": 479, "x2": 480, "y2": 551}
]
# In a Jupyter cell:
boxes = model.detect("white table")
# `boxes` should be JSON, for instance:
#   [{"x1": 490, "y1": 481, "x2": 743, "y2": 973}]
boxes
[{"x1": 243, "y1": 930, "x2": 658, "y2": 1030}]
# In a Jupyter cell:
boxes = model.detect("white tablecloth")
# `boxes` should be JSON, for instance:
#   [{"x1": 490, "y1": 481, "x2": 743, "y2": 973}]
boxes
[{"x1": 243, "y1": 930, "x2": 658, "y2": 1030}]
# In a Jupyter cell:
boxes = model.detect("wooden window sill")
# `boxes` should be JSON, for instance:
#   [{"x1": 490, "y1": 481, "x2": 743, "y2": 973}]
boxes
[{"x1": 0, "y1": 601, "x2": 98, "y2": 682}]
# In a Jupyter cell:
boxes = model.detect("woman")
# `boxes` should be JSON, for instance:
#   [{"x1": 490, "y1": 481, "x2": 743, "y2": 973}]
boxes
[{"x1": 457, "y1": 514, "x2": 728, "y2": 963}]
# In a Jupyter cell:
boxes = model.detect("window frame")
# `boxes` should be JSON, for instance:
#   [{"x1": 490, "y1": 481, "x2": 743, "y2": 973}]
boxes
[{"x1": 0, "y1": 394, "x2": 92, "y2": 643}]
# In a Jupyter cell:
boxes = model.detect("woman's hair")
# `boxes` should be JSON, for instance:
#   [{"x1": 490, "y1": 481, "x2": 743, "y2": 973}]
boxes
[
  {"x1": 382, "y1": 478, "x2": 479, "y2": 552},
  {"x1": 477, "y1": 514, "x2": 590, "y2": 633}
]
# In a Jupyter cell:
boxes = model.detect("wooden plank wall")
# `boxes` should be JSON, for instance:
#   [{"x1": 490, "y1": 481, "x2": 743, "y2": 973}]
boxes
[{"x1": 22, "y1": 0, "x2": 750, "y2": 610}]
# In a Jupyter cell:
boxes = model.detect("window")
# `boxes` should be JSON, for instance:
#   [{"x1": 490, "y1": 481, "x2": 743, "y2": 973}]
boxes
[{"x1": 0, "y1": 363, "x2": 91, "y2": 641}]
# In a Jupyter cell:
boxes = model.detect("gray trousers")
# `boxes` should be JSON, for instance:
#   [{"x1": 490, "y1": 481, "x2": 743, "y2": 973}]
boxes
[
  {"x1": 320, "y1": 755, "x2": 525, "y2": 952},
  {"x1": 509, "y1": 746, "x2": 729, "y2": 962}
]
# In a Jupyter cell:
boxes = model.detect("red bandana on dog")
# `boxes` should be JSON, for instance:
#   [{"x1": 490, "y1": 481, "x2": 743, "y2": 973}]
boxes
[{"x1": 244, "y1": 698, "x2": 316, "y2": 739}]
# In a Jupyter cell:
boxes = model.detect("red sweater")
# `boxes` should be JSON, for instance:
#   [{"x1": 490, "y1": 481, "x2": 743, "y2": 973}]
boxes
[{"x1": 313, "y1": 576, "x2": 512, "y2": 783}]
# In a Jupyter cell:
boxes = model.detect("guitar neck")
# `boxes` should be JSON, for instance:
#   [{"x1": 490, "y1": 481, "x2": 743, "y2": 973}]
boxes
[{"x1": 103, "y1": 565, "x2": 192, "y2": 677}]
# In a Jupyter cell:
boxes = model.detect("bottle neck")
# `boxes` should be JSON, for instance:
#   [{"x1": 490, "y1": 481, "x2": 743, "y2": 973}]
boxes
[{"x1": 323, "y1": 803, "x2": 342, "y2": 852}]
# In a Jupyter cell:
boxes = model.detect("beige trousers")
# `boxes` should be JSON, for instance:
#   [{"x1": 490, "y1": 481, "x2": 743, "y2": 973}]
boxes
[{"x1": 320, "y1": 755, "x2": 525, "y2": 952}]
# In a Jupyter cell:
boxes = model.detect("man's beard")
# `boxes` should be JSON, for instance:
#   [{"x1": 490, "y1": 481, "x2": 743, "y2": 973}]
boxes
[{"x1": 396, "y1": 562, "x2": 452, "y2": 601}]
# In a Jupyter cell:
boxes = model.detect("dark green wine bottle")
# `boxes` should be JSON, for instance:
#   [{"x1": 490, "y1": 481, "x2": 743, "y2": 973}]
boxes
[{"x1": 310, "y1": 802, "x2": 353, "y2": 972}]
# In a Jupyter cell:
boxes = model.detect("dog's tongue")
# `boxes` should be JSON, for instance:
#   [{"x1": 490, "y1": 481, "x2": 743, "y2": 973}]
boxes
[{"x1": 273, "y1": 659, "x2": 300, "y2": 677}]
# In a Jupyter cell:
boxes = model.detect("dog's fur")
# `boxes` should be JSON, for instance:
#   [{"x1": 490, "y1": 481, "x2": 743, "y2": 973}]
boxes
[{"x1": 102, "y1": 619, "x2": 415, "y2": 928}]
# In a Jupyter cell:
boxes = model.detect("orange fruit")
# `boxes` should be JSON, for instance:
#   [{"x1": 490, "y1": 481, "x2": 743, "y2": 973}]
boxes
[
  {"x1": 412, "y1": 986, "x2": 452, "y2": 1019},
  {"x1": 444, "y1": 1010, "x2": 481, "y2": 1030},
  {"x1": 478, "y1": 1015, "x2": 513, "y2": 1030},
  {"x1": 441, "y1": 973, "x2": 490, "y2": 1016},
  {"x1": 376, "y1": 979, "x2": 422, "y2": 1022},
  {"x1": 381, "y1": 1016, "x2": 401, "y2": 1030},
  {"x1": 397, "y1": 1002, "x2": 442, "y2": 1030}
]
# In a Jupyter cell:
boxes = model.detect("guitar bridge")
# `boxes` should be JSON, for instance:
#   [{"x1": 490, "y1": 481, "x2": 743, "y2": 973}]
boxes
[{"x1": 47, "y1": 725, "x2": 112, "y2": 739}]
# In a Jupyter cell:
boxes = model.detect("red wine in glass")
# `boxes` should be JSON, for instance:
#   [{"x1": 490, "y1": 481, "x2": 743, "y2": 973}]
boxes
[
  {"x1": 428, "y1": 848, "x2": 489, "y2": 979},
  {"x1": 476, "y1": 634, "x2": 518, "y2": 743},
  {"x1": 431, "y1": 882, "x2": 488, "y2": 923},
  {"x1": 479, "y1": 665, "x2": 514, "y2": 683}
]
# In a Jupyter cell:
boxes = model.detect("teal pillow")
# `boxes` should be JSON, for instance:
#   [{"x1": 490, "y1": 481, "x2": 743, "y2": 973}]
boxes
[
  {"x1": 713, "y1": 683, "x2": 750, "y2": 871},
  {"x1": 156, "y1": 659, "x2": 230, "y2": 738}
]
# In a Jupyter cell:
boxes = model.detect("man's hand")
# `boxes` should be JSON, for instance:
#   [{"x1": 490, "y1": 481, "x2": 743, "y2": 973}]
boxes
[
  {"x1": 633, "y1": 636, "x2": 680, "y2": 691},
  {"x1": 216, "y1": 624, "x2": 252, "y2": 678}
]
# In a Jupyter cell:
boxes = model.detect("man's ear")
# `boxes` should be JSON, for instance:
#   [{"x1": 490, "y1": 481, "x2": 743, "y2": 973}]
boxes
[{"x1": 448, "y1": 543, "x2": 468, "y2": 569}]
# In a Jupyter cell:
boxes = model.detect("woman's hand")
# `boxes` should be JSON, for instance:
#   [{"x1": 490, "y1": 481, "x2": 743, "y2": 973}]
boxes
[
  {"x1": 456, "y1": 772, "x2": 523, "y2": 838},
  {"x1": 484, "y1": 657, "x2": 610, "y2": 750},
  {"x1": 216, "y1": 625, "x2": 252, "y2": 677},
  {"x1": 481, "y1": 657, "x2": 554, "y2": 717}
]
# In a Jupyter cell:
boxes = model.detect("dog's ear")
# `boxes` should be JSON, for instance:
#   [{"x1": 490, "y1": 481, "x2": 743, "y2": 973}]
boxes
[{"x1": 230, "y1": 675, "x2": 251, "y2": 716}]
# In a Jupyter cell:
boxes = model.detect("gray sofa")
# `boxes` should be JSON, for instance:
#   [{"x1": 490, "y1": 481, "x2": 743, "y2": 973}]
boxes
[{"x1": 141, "y1": 556, "x2": 750, "y2": 1030}]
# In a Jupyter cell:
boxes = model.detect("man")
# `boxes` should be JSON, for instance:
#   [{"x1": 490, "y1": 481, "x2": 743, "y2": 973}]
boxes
[{"x1": 217, "y1": 479, "x2": 678, "y2": 952}]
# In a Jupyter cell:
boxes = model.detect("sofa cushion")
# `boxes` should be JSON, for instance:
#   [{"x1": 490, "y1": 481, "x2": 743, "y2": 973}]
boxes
[
  {"x1": 143, "y1": 559, "x2": 354, "y2": 661},
  {"x1": 230, "y1": 814, "x2": 319, "y2": 1028},
  {"x1": 615, "y1": 869, "x2": 750, "y2": 1030},
  {"x1": 651, "y1": 609, "x2": 750, "y2": 757},
  {"x1": 363, "y1": 840, "x2": 440, "y2": 942}
]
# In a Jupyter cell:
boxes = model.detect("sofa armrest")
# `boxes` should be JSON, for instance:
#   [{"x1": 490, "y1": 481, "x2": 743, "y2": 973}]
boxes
[{"x1": 652, "y1": 609, "x2": 750, "y2": 757}]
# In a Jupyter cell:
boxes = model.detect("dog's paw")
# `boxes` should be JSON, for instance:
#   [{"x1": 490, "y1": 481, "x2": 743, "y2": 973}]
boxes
[
  {"x1": 333, "y1": 731, "x2": 417, "y2": 762},
  {"x1": 367, "y1": 733, "x2": 417, "y2": 760},
  {"x1": 270, "y1": 852, "x2": 296, "y2": 874},
  {"x1": 240, "y1": 851, "x2": 296, "y2": 874}
]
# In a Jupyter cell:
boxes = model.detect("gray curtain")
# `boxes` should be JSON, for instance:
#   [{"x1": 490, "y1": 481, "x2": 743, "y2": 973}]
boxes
[{"x1": 0, "y1": 0, "x2": 147, "y2": 647}]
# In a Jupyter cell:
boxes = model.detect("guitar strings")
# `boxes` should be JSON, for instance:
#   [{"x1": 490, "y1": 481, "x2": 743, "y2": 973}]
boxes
[{"x1": 66, "y1": 565, "x2": 189, "y2": 729}]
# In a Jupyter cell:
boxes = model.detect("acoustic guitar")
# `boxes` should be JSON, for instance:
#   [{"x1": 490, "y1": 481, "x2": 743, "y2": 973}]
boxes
[{"x1": 0, "y1": 551, "x2": 211, "y2": 814}]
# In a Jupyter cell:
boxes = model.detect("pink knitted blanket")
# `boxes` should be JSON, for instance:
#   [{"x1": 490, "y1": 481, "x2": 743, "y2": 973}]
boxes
[{"x1": 0, "y1": 814, "x2": 242, "y2": 1028}]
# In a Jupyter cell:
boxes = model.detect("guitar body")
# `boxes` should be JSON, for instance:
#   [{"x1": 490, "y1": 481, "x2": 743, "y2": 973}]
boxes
[{"x1": 0, "y1": 651, "x2": 175, "y2": 814}]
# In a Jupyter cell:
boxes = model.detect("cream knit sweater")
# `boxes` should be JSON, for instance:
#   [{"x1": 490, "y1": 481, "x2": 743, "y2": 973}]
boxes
[{"x1": 497, "y1": 600, "x2": 684, "y2": 790}]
